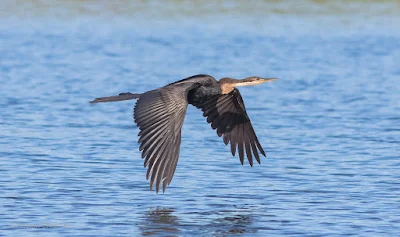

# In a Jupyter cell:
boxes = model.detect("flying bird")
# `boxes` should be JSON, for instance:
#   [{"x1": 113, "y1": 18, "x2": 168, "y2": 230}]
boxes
[{"x1": 90, "y1": 74, "x2": 278, "y2": 193}]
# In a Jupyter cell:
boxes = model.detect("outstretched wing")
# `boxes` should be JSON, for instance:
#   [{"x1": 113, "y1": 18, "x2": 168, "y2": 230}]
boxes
[
  {"x1": 133, "y1": 87, "x2": 188, "y2": 193},
  {"x1": 191, "y1": 88, "x2": 265, "y2": 165}
]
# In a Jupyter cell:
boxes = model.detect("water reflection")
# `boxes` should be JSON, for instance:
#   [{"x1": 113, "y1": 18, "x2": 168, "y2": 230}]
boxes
[
  {"x1": 209, "y1": 211, "x2": 256, "y2": 236},
  {"x1": 139, "y1": 207, "x2": 180, "y2": 236},
  {"x1": 139, "y1": 206, "x2": 257, "y2": 236}
]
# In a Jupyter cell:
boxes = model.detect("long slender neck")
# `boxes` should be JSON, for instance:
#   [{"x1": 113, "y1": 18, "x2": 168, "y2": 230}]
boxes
[
  {"x1": 219, "y1": 78, "x2": 240, "y2": 94},
  {"x1": 220, "y1": 83, "x2": 235, "y2": 94}
]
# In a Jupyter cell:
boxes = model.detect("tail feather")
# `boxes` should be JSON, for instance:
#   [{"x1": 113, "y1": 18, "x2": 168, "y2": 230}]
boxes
[{"x1": 89, "y1": 92, "x2": 141, "y2": 103}]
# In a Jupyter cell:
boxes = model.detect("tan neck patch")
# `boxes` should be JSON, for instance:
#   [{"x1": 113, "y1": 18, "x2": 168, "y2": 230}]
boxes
[{"x1": 220, "y1": 83, "x2": 235, "y2": 94}]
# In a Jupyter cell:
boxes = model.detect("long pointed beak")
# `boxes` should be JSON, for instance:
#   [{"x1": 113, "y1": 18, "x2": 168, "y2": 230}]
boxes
[{"x1": 260, "y1": 78, "x2": 279, "y2": 82}]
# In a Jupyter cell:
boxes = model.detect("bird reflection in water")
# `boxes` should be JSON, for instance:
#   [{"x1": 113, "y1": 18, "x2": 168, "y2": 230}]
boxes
[
  {"x1": 139, "y1": 207, "x2": 180, "y2": 236},
  {"x1": 212, "y1": 212, "x2": 256, "y2": 235},
  {"x1": 138, "y1": 206, "x2": 256, "y2": 236}
]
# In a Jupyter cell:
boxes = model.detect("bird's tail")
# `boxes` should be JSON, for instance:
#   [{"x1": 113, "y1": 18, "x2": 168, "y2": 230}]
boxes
[{"x1": 89, "y1": 92, "x2": 141, "y2": 103}]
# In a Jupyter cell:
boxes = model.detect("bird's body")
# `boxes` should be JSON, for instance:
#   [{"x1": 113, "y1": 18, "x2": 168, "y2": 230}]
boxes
[{"x1": 90, "y1": 74, "x2": 278, "y2": 193}]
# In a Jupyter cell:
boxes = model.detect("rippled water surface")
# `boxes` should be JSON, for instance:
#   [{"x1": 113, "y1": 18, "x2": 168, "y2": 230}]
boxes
[{"x1": 1, "y1": 1, "x2": 400, "y2": 236}]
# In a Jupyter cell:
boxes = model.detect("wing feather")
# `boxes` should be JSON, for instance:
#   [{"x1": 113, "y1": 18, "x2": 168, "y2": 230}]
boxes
[
  {"x1": 244, "y1": 125, "x2": 253, "y2": 166},
  {"x1": 238, "y1": 123, "x2": 245, "y2": 165},
  {"x1": 141, "y1": 126, "x2": 170, "y2": 158},
  {"x1": 134, "y1": 88, "x2": 189, "y2": 193},
  {"x1": 190, "y1": 88, "x2": 266, "y2": 165}
]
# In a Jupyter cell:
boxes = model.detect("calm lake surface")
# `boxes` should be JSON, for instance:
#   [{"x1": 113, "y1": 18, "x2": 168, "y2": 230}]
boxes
[{"x1": 1, "y1": 1, "x2": 399, "y2": 236}]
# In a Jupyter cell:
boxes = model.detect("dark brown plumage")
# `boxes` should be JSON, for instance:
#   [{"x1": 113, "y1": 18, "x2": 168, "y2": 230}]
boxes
[{"x1": 90, "y1": 74, "x2": 278, "y2": 193}]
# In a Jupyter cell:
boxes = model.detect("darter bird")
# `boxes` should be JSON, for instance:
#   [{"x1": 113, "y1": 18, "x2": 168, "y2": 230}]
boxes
[{"x1": 90, "y1": 74, "x2": 278, "y2": 193}]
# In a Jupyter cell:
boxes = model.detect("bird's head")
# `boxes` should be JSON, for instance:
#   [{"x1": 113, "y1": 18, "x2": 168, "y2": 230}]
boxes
[
  {"x1": 220, "y1": 76, "x2": 278, "y2": 87},
  {"x1": 236, "y1": 76, "x2": 279, "y2": 86},
  {"x1": 219, "y1": 76, "x2": 278, "y2": 94}
]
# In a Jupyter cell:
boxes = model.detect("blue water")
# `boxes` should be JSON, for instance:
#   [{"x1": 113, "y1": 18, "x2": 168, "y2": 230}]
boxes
[{"x1": 1, "y1": 2, "x2": 400, "y2": 236}]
